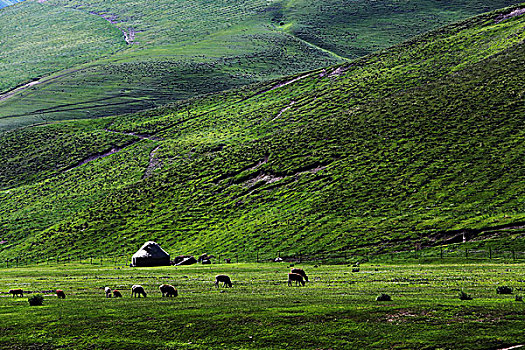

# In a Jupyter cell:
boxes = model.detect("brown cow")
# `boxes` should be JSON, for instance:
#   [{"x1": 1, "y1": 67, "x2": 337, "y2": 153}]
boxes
[
  {"x1": 159, "y1": 284, "x2": 178, "y2": 297},
  {"x1": 56, "y1": 290, "x2": 66, "y2": 299},
  {"x1": 131, "y1": 285, "x2": 147, "y2": 297},
  {"x1": 288, "y1": 273, "x2": 305, "y2": 286},
  {"x1": 8, "y1": 289, "x2": 23, "y2": 297},
  {"x1": 113, "y1": 290, "x2": 122, "y2": 298},
  {"x1": 215, "y1": 275, "x2": 233, "y2": 288},
  {"x1": 291, "y1": 268, "x2": 309, "y2": 282}
]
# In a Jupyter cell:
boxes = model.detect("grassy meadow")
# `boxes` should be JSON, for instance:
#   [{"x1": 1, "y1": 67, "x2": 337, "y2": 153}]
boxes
[
  {"x1": 1, "y1": 5, "x2": 524, "y2": 261},
  {"x1": 0, "y1": 261, "x2": 524, "y2": 349}
]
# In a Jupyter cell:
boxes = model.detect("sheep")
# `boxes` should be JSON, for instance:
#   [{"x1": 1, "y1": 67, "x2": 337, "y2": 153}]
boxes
[
  {"x1": 290, "y1": 268, "x2": 309, "y2": 282},
  {"x1": 288, "y1": 273, "x2": 305, "y2": 287},
  {"x1": 8, "y1": 289, "x2": 23, "y2": 297},
  {"x1": 56, "y1": 290, "x2": 66, "y2": 299},
  {"x1": 104, "y1": 287, "x2": 112, "y2": 298},
  {"x1": 215, "y1": 274, "x2": 233, "y2": 288},
  {"x1": 113, "y1": 290, "x2": 122, "y2": 298},
  {"x1": 131, "y1": 285, "x2": 147, "y2": 297},
  {"x1": 159, "y1": 284, "x2": 178, "y2": 297}
]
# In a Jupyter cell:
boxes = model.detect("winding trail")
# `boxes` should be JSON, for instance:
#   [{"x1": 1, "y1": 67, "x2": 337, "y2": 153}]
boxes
[
  {"x1": 64, "y1": 129, "x2": 160, "y2": 172},
  {"x1": 0, "y1": 81, "x2": 40, "y2": 103}
]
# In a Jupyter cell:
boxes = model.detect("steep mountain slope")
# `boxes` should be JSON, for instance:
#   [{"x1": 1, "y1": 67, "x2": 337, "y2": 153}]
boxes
[
  {"x1": 0, "y1": 4, "x2": 524, "y2": 260},
  {"x1": 0, "y1": 0, "x2": 520, "y2": 131}
]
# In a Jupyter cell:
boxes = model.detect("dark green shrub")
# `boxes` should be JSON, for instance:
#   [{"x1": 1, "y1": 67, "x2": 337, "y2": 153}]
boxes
[
  {"x1": 376, "y1": 293, "x2": 392, "y2": 301},
  {"x1": 515, "y1": 295, "x2": 523, "y2": 302},
  {"x1": 496, "y1": 286, "x2": 513, "y2": 294},
  {"x1": 28, "y1": 294, "x2": 44, "y2": 306},
  {"x1": 459, "y1": 291, "x2": 473, "y2": 300},
  {"x1": 352, "y1": 268, "x2": 360, "y2": 273}
]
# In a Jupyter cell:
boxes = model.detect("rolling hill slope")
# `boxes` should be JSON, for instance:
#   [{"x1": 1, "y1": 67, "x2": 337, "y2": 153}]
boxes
[
  {"x1": 1, "y1": 4, "x2": 524, "y2": 261},
  {"x1": 0, "y1": 0, "x2": 520, "y2": 131}
]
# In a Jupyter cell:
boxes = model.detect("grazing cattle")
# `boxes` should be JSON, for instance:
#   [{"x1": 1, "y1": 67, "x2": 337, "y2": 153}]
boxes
[
  {"x1": 291, "y1": 268, "x2": 309, "y2": 282},
  {"x1": 159, "y1": 284, "x2": 178, "y2": 297},
  {"x1": 9, "y1": 289, "x2": 23, "y2": 297},
  {"x1": 113, "y1": 290, "x2": 122, "y2": 298},
  {"x1": 214, "y1": 274, "x2": 233, "y2": 288},
  {"x1": 131, "y1": 285, "x2": 147, "y2": 298},
  {"x1": 104, "y1": 287, "x2": 112, "y2": 298},
  {"x1": 56, "y1": 290, "x2": 66, "y2": 299},
  {"x1": 288, "y1": 273, "x2": 305, "y2": 287}
]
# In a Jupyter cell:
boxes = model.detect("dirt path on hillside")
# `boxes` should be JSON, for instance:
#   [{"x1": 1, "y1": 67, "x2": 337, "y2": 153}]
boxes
[
  {"x1": 104, "y1": 128, "x2": 162, "y2": 141},
  {"x1": 64, "y1": 129, "x2": 160, "y2": 172},
  {"x1": 64, "y1": 142, "x2": 137, "y2": 172},
  {"x1": 88, "y1": 10, "x2": 136, "y2": 44},
  {"x1": 0, "y1": 81, "x2": 40, "y2": 103},
  {"x1": 0, "y1": 69, "x2": 81, "y2": 105},
  {"x1": 495, "y1": 7, "x2": 525, "y2": 23}
]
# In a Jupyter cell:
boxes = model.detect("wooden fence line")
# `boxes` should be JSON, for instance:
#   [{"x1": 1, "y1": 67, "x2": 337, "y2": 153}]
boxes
[{"x1": 2, "y1": 248, "x2": 524, "y2": 268}]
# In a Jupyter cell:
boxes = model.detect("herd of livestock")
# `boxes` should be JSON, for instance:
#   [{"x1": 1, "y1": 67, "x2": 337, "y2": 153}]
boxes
[{"x1": 6, "y1": 268, "x2": 309, "y2": 299}]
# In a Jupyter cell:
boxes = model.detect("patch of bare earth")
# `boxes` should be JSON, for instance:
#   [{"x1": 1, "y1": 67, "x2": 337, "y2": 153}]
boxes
[
  {"x1": 252, "y1": 73, "x2": 311, "y2": 98},
  {"x1": 272, "y1": 101, "x2": 295, "y2": 121},
  {"x1": 384, "y1": 310, "x2": 431, "y2": 324},
  {"x1": 243, "y1": 173, "x2": 283, "y2": 188},
  {"x1": 495, "y1": 8, "x2": 525, "y2": 23},
  {"x1": 319, "y1": 65, "x2": 352, "y2": 78},
  {"x1": 88, "y1": 11, "x2": 136, "y2": 44},
  {"x1": 143, "y1": 146, "x2": 162, "y2": 179},
  {"x1": 0, "y1": 81, "x2": 40, "y2": 102}
]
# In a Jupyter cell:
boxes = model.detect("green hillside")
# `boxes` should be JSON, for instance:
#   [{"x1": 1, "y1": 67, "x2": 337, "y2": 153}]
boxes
[
  {"x1": 0, "y1": 0, "x2": 520, "y2": 131},
  {"x1": 1, "y1": 4, "x2": 524, "y2": 261}
]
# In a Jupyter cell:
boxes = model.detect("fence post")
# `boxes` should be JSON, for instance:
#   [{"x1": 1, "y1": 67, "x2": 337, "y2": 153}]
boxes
[
  {"x1": 256, "y1": 250, "x2": 259, "y2": 263},
  {"x1": 512, "y1": 251, "x2": 516, "y2": 260},
  {"x1": 489, "y1": 248, "x2": 492, "y2": 260},
  {"x1": 440, "y1": 246, "x2": 443, "y2": 259},
  {"x1": 90, "y1": 257, "x2": 93, "y2": 265},
  {"x1": 5, "y1": 259, "x2": 8, "y2": 268},
  {"x1": 236, "y1": 254, "x2": 238, "y2": 264},
  {"x1": 465, "y1": 248, "x2": 468, "y2": 259}
]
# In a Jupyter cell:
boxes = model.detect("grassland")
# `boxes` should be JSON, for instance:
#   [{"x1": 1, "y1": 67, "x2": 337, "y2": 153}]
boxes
[
  {"x1": 0, "y1": 4, "x2": 524, "y2": 261},
  {"x1": 0, "y1": 262, "x2": 523, "y2": 349},
  {"x1": 0, "y1": 0, "x2": 520, "y2": 130}
]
